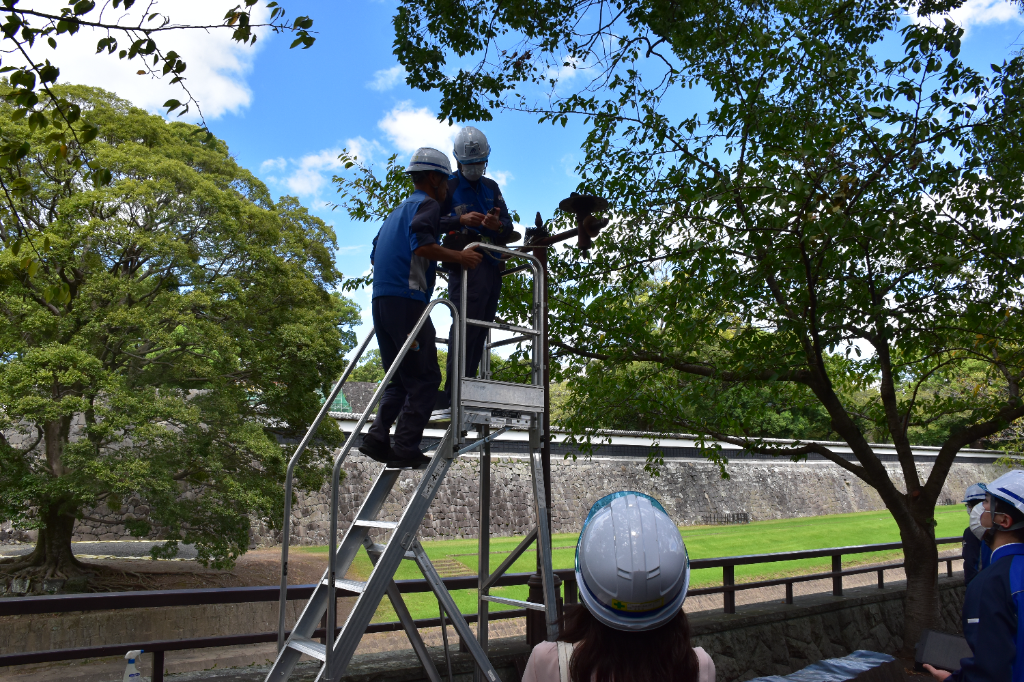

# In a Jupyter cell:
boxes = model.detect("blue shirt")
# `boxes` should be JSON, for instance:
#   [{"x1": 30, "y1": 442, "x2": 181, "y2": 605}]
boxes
[
  {"x1": 950, "y1": 542, "x2": 1024, "y2": 682},
  {"x1": 370, "y1": 191, "x2": 441, "y2": 302},
  {"x1": 440, "y1": 171, "x2": 514, "y2": 268}
]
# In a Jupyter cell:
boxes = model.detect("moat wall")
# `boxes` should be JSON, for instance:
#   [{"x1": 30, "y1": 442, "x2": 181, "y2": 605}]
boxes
[
  {"x1": 1, "y1": 412, "x2": 1007, "y2": 545},
  {"x1": 246, "y1": 454, "x2": 1006, "y2": 547}
]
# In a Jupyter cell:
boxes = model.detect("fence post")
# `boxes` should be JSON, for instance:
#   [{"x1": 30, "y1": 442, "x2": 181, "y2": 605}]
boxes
[
  {"x1": 785, "y1": 582, "x2": 793, "y2": 605},
  {"x1": 723, "y1": 565, "x2": 735, "y2": 614},
  {"x1": 564, "y1": 574, "x2": 578, "y2": 605},
  {"x1": 832, "y1": 554, "x2": 842, "y2": 596},
  {"x1": 877, "y1": 569, "x2": 884, "y2": 589},
  {"x1": 153, "y1": 650, "x2": 164, "y2": 682},
  {"x1": 946, "y1": 559, "x2": 953, "y2": 577}
]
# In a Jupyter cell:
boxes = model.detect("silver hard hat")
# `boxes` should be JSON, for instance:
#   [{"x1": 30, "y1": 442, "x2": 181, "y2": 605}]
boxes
[
  {"x1": 575, "y1": 491, "x2": 689, "y2": 632},
  {"x1": 452, "y1": 126, "x2": 490, "y2": 164},
  {"x1": 406, "y1": 147, "x2": 452, "y2": 175}
]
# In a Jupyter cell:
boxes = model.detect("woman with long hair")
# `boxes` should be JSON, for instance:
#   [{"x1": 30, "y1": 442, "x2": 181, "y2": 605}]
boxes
[{"x1": 522, "y1": 492, "x2": 714, "y2": 682}]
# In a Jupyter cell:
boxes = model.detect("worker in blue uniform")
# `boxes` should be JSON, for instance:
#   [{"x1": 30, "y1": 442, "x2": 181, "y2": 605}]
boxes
[
  {"x1": 359, "y1": 147, "x2": 482, "y2": 468},
  {"x1": 962, "y1": 484, "x2": 993, "y2": 585},
  {"x1": 437, "y1": 126, "x2": 518, "y2": 408},
  {"x1": 926, "y1": 469, "x2": 1024, "y2": 681}
]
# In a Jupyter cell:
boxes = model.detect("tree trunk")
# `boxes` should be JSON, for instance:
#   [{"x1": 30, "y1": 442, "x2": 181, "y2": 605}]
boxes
[
  {"x1": 897, "y1": 519, "x2": 941, "y2": 655},
  {"x1": 0, "y1": 502, "x2": 87, "y2": 580}
]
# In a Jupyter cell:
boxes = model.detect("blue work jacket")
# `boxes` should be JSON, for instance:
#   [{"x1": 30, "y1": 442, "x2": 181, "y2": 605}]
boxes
[
  {"x1": 440, "y1": 171, "x2": 514, "y2": 267},
  {"x1": 370, "y1": 190, "x2": 441, "y2": 303},
  {"x1": 950, "y1": 542, "x2": 1024, "y2": 682}
]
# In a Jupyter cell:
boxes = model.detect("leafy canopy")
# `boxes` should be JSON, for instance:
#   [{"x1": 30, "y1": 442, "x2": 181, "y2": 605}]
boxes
[
  {"x1": 393, "y1": 0, "x2": 1024, "y2": 491},
  {"x1": 0, "y1": 1, "x2": 316, "y2": 292},
  {"x1": 0, "y1": 85, "x2": 358, "y2": 568}
]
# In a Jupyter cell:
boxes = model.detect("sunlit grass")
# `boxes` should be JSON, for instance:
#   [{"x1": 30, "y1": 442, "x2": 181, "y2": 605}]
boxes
[{"x1": 294, "y1": 505, "x2": 967, "y2": 622}]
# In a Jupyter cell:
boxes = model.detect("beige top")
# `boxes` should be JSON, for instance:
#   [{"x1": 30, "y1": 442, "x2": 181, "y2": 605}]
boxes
[{"x1": 521, "y1": 640, "x2": 716, "y2": 682}]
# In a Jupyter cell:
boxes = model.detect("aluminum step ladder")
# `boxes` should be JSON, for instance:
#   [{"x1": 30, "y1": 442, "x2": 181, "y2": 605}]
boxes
[{"x1": 267, "y1": 245, "x2": 557, "y2": 682}]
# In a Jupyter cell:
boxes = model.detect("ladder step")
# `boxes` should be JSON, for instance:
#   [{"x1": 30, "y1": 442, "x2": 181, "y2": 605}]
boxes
[
  {"x1": 353, "y1": 519, "x2": 399, "y2": 529},
  {"x1": 322, "y1": 577, "x2": 368, "y2": 594},
  {"x1": 366, "y1": 543, "x2": 417, "y2": 560},
  {"x1": 481, "y1": 595, "x2": 548, "y2": 611},
  {"x1": 287, "y1": 636, "x2": 327, "y2": 661}
]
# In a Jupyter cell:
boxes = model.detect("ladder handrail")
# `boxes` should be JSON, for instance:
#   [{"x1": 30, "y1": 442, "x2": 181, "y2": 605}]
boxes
[
  {"x1": 277, "y1": 329, "x2": 377, "y2": 651},
  {"x1": 325, "y1": 298, "x2": 461, "y2": 678},
  {"x1": 458, "y1": 243, "x2": 544, "y2": 401}
]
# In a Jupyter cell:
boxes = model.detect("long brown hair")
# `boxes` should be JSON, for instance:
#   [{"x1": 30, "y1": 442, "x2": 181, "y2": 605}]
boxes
[{"x1": 560, "y1": 603, "x2": 700, "y2": 682}]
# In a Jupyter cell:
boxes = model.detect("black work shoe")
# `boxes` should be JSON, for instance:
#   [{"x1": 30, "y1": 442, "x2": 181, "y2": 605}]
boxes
[
  {"x1": 358, "y1": 436, "x2": 395, "y2": 463},
  {"x1": 385, "y1": 453, "x2": 432, "y2": 470}
]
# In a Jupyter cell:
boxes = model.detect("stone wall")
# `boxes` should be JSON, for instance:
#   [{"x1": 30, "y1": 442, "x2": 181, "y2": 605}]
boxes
[
  {"x1": 2, "y1": 410, "x2": 1008, "y2": 545},
  {"x1": 248, "y1": 455, "x2": 1007, "y2": 547},
  {"x1": 690, "y1": 577, "x2": 964, "y2": 681}
]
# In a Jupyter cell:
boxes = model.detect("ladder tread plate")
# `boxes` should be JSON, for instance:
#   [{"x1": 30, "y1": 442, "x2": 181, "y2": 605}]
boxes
[
  {"x1": 481, "y1": 595, "x2": 547, "y2": 611},
  {"x1": 322, "y1": 577, "x2": 367, "y2": 594},
  {"x1": 366, "y1": 543, "x2": 416, "y2": 560},
  {"x1": 353, "y1": 519, "x2": 399, "y2": 529},
  {"x1": 286, "y1": 636, "x2": 327, "y2": 661}
]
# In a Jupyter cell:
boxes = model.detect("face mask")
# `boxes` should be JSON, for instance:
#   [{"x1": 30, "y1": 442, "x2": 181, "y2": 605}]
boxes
[
  {"x1": 461, "y1": 163, "x2": 486, "y2": 182},
  {"x1": 969, "y1": 504, "x2": 986, "y2": 540}
]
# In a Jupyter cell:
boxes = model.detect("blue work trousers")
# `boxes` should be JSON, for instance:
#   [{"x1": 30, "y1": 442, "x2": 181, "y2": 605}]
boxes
[{"x1": 366, "y1": 296, "x2": 441, "y2": 458}]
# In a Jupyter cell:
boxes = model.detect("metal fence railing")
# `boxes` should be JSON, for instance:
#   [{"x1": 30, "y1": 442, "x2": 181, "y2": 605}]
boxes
[{"x1": 0, "y1": 536, "x2": 964, "y2": 681}]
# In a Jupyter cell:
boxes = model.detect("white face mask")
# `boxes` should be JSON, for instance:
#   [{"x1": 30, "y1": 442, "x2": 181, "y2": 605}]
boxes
[
  {"x1": 461, "y1": 163, "x2": 486, "y2": 182},
  {"x1": 969, "y1": 504, "x2": 986, "y2": 540}
]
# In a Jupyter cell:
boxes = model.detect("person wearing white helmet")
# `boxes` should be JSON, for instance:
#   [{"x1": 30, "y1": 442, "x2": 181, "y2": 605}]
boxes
[
  {"x1": 359, "y1": 147, "x2": 483, "y2": 468},
  {"x1": 926, "y1": 470, "x2": 1024, "y2": 681},
  {"x1": 522, "y1": 491, "x2": 715, "y2": 682},
  {"x1": 436, "y1": 126, "x2": 518, "y2": 408},
  {"x1": 962, "y1": 483, "x2": 992, "y2": 585}
]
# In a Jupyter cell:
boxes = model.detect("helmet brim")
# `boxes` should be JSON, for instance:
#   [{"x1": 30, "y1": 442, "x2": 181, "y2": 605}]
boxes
[{"x1": 575, "y1": 562, "x2": 689, "y2": 632}]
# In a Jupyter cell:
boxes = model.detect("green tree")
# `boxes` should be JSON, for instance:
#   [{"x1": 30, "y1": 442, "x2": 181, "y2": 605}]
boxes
[
  {"x1": 0, "y1": 85, "x2": 359, "y2": 581},
  {"x1": 350, "y1": 349, "x2": 385, "y2": 383},
  {"x1": 0, "y1": 2, "x2": 317, "y2": 293},
  {"x1": 390, "y1": 0, "x2": 1024, "y2": 646}
]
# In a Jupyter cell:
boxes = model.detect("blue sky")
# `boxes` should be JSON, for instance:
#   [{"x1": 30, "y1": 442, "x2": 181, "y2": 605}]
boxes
[{"x1": 36, "y1": 0, "x2": 1024, "y2": 345}]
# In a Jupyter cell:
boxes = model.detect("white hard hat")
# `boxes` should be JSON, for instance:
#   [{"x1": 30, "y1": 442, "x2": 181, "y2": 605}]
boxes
[
  {"x1": 452, "y1": 126, "x2": 490, "y2": 164},
  {"x1": 963, "y1": 484, "x2": 987, "y2": 503},
  {"x1": 982, "y1": 470, "x2": 1024, "y2": 516},
  {"x1": 575, "y1": 491, "x2": 689, "y2": 632},
  {"x1": 406, "y1": 147, "x2": 452, "y2": 175}
]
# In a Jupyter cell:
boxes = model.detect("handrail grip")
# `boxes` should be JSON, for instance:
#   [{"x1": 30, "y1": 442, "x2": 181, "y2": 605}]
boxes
[{"x1": 276, "y1": 329, "x2": 377, "y2": 651}]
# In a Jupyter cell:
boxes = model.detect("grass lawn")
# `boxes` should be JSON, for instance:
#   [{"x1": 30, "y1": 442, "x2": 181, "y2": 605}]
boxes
[{"x1": 294, "y1": 505, "x2": 967, "y2": 623}]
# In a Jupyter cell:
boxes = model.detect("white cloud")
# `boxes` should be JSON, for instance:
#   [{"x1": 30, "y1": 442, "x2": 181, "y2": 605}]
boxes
[
  {"x1": 260, "y1": 157, "x2": 287, "y2": 173},
  {"x1": 546, "y1": 56, "x2": 580, "y2": 84},
  {"x1": 913, "y1": 0, "x2": 1023, "y2": 33},
  {"x1": 336, "y1": 245, "x2": 367, "y2": 255},
  {"x1": 378, "y1": 101, "x2": 460, "y2": 161},
  {"x1": 487, "y1": 168, "x2": 514, "y2": 186},
  {"x1": 346, "y1": 136, "x2": 387, "y2": 165},
  {"x1": 368, "y1": 65, "x2": 405, "y2": 92},
  {"x1": 260, "y1": 138, "x2": 387, "y2": 202},
  {"x1": 282, "y1": 148, "x2": 345, "y2": 197},
  {"x1": 18, "y1": 0, "x2": 269, "y2": 120}
]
